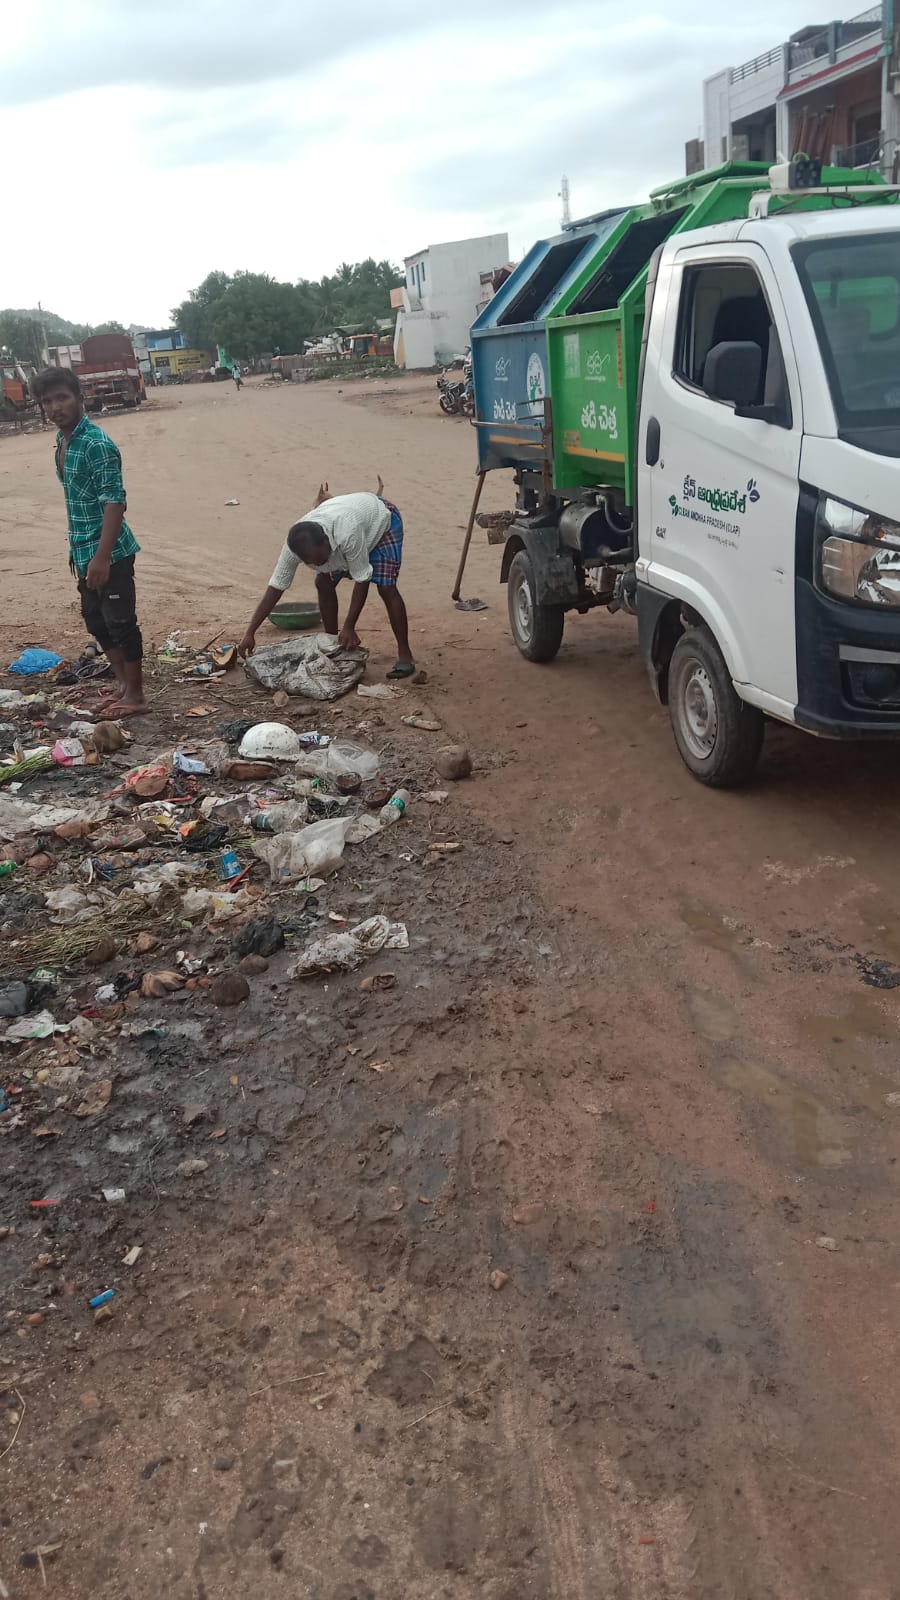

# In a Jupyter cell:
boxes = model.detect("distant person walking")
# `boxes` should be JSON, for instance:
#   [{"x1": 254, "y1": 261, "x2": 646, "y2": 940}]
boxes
[
  {"x1": 30, "y1": 366, "x2": 147, "y2": 716},
  {"x1": 239, "y1": 481, "x2": 415, "y2": 678},
  {"x1": 232, "y1": 366, "x2": 243, "y2": 391}
]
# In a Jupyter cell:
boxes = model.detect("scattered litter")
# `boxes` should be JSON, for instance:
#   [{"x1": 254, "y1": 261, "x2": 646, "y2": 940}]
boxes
[
  {"x1": 815, "y1": 1235, "x2": 839, "y2": 1251},
  {"x1": 357, "y1": 683, "x2": 396, "y2": 700},
  {"x1": 421, "y1": 791, "x2": 449, "y2": 804},
  {"x1": 234, "y1": 916, "x2": 285, "y2": 959},
  {"x1": 360, "y1": 972, "x2": 397, "y2": 993},
  {"x1": 52, "y1": 737, "x2": 89, "y2": 766},
  {"x1": 102, "y1": 1187, "x2": 126, "y2": 1204},
  {"x1": 244, "y1": 635, "x2": 367, "y2": 700},
  {"x1": 8, "y1": 648, "x2": 63, "y2": 675},
  {"x1": 3, "y1": 1011, "x2": 67, "y2": 1043},
  {"x1": 123, "y1": 1246, "x2": 142, "y2": 1267},
  {"x1": 224, "y1": 498, "x2": 240, "y2": 506},
  {"x1": 253, "y1": 818, "x2": 351, "y2": 882},
  {"x1": 238, "y1": 723, "x2": 302, "y2": 763},
  {"x1": 288, "y1": 915, "x2": 408, "y2": 977},
  {"x1": 88, "y1": 1289, "x2": 115, "y2": 1308},
  {"x1": 403, "y1": 713, "x2": 442, "y2": 732},
  {"x1": 295, "y1": 738, "x2": 380, "y2": 781},
  {"x1": 74, "y1": 1079, "x2": 113, "y2": 1117},
  {"x1": 176, "y1": 1158, "x2": 209, "y2": 1177}
]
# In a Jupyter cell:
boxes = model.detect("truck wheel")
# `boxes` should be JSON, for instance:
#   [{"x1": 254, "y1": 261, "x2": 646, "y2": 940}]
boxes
[
  {"x1": 507, "y1": 550, "x2": 564, "y2": 662},
  {"x1": 668, "y1": 626, "x2": 764, "y2": 787}
]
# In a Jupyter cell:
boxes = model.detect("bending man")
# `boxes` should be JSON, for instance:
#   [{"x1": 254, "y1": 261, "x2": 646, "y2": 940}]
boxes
[{"x1": 239, "y1": 488, "x2": 414, "y2": 679}]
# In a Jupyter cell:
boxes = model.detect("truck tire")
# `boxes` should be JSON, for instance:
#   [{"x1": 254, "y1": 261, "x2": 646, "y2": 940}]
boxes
[
  {"x1": 507, "y1": 550, "x2": 564, "y2": 663},
  {"x1": 668, "y1": 626, "x2": 764, "y2": 787}
]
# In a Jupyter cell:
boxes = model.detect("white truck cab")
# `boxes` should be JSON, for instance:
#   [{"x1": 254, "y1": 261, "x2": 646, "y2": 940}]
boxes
[{"x1": 636, "y1": 202, "x2": 900, "y2": 782}]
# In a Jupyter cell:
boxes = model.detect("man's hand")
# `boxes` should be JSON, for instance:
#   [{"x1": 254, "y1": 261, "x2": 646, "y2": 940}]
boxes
[
  {"x1": 238, "y1": 629, "x2": 256, "y2": 658},
  {"x1": 85, "y1": 554, "x2": 110, "y2": 591},
  {"x1": 338, "y1": 622, "x2": 361, "y2": 651}
]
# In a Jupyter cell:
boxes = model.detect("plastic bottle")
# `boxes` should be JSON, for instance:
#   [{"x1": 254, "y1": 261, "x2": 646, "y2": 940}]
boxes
[
  {"x1": 378, "y1": 788, "x2": 411, "y2": 826},
  {"x1": 0, "y1": 861, "x2": 18, "y2": 878},
  {"x1": 251, "y1": 800, "x2": 310, "y2": 834}
]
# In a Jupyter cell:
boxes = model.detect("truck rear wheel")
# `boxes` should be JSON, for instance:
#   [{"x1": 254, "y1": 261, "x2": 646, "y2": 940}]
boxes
[
  {"x1": 668, "y1": 626, "x2": 764, "y2": 787},
  {"x1": 507, "y1": 550, "x2": 564, "y2": 662}
]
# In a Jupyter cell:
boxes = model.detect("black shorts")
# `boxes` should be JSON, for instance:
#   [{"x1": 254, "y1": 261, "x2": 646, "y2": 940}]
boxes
[{"x1": 77, "y1": 555, "x2": 143, "y2": 663}]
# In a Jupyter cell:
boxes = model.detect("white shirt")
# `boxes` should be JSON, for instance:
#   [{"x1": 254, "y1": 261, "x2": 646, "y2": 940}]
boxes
[{"x1": 269, "y1": 493, "x2": 390, "y2": 590}]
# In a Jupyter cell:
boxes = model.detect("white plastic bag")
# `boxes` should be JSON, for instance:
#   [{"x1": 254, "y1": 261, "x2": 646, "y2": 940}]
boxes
[
  {"x1": 252, "y1": 818, "x2": 349, "y2": 882},
  {"x1": 295, "y1": 739, "x2": 380, "y2": 781},
  {"x1": 44, "y1": 885, "x2": 97, "y2": 924},
  {"x1": 288, "y1": 914, "x2": 408, "y2": 976},
  {"x1": 244, "y1": 635, "x2": 367, "y2": 700}
]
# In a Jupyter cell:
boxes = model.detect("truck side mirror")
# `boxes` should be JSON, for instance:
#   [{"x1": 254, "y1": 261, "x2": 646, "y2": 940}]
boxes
[{"x1": 702, "y1": 341, "x2": 762, "y2": 409}]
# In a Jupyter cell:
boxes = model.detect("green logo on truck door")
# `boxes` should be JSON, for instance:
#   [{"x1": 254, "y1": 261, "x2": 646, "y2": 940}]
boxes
[{"x1": 670, "y1": 476, "x2": 760, "y2": 517}]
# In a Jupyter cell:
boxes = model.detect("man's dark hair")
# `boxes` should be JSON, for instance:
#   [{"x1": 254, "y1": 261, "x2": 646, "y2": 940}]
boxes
[
  {"x1": 287, "y1": 520, "x2": 329, "y2": 559},
  {"x1": 31, "y1": 366, "x2": 82, "y2": 401}
]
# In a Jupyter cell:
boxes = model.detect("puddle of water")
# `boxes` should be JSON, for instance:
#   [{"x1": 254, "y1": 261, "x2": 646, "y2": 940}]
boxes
[
  {"x1": 681, "y1": 907, "x2": 747, "y2": 956},
  {"x1": 688, "y1": 989, "x2": 739, "y2": 1043},
  {"x1": 718, "y1": 1055, "x2": 853, "y2": 1169},
  {"x1": 801, "y1": 995, "x2": 898, "y2": 1112}
]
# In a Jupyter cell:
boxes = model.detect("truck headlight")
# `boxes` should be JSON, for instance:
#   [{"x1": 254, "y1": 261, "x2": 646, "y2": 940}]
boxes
[{"x1": 817, "y1": 496, "x2": 900, "y2": 608}]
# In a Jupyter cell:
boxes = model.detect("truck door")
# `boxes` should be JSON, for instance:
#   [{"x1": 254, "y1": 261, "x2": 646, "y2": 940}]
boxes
[{"x1": 639, "y1": 244, "x2": 802, "y2": 716}]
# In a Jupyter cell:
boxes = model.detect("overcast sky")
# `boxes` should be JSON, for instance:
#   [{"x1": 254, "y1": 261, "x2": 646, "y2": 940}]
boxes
[{"x1": 5, "y1": 0, "x2": 818, "y2": 327}]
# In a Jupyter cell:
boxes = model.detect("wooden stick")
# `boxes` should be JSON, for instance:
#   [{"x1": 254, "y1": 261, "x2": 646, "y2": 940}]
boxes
[
  {"x1": 248, "y1": 1370, "x2": 328, "y2": 1398},
  {"x1": 451, "y1": 471, "x2": 487, "y2": 602}
]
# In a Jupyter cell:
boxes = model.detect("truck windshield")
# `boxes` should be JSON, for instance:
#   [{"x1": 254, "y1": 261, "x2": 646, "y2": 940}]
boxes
[{"x1": 793, "y1": 232, "x2": 900, "y2": 448}]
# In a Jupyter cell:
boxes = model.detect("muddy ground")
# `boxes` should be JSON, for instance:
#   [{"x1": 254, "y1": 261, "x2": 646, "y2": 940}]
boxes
[{"x1": 1, "y1": 376, "x2": 900, "y2": 1599}]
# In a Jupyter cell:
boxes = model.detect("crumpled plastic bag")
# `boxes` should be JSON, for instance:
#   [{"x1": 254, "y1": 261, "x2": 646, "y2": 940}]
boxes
[
  {"x1": 244, "y1": 635, "x2": 367, "y2": 701},
  {"x1": 8, "y1": 648, "x2": 62, "y2": 675},
  {"x1": 44, "y1": 885, "x2": 99, "y2": 924},
  {"x1": 288, "y1": 915, "x2": 408, "y2": 976},
  {"x1": 0, "y1": 797, "x2": 110, "y2": 842},
  {"x1": 182, "y1": 886, "x2": 251, "y2": 923},
  {"x1": 295, "y1": 738, "x2": 380, "y2": 781},
  {"x1": 130, "y1": 860, "x2": 203, "y2": 902},
  {"x1": 252, "y1": 818, "x2": 349, "y2": 882}
]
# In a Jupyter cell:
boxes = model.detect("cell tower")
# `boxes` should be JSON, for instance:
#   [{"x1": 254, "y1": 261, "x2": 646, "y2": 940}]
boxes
[{"x1": 559, "y1": 175, "x2": 571, "y2": 228}]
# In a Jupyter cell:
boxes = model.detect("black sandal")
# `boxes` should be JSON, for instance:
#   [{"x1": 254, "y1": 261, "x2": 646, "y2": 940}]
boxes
[{"x1": 386, "y1": 661, "x2": 416, "y2": 680}]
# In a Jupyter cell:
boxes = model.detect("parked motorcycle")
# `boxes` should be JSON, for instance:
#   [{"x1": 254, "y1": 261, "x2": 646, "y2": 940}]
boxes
[
  {"x1": 437, "y1": 369, "x2": 474, "y2": 417},
  {"x1": 437, "y1": 371, "x2": 465, "y2": 415}
]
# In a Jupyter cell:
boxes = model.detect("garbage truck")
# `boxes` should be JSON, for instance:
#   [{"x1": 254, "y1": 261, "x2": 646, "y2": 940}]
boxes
[{"x1": 470, "y1": 158, "x2": 900, "y2": 785}]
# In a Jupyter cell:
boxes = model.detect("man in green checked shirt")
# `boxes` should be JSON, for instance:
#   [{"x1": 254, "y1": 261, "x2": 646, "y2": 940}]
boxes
[{"x1": 31, "y1": 366, "x2": 146, "y2": 715}]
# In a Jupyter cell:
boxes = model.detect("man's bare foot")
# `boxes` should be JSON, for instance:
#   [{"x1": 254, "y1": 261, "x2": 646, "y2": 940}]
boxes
[{"x1": 103, "y1": 699, "x2": 150, "y2": 717}]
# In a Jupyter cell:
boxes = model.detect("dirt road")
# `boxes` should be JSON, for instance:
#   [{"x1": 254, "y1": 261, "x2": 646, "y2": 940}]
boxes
[{"x1": 2, "y1": 377, "x2": 900, "y2": 1599}]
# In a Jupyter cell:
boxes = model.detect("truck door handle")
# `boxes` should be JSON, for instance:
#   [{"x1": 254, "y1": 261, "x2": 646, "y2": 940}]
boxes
[{"x1": 645, "y1": 417, "x2": 660, "y2": 466}]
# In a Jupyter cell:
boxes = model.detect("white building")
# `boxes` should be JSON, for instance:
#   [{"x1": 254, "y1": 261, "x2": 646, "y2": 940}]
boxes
[
  {"x1": 393, "y1": 233, "x2": 510, "y2": 369},
  {"x1": 691, "y1": 6, "x2": 896, "y2": 177}
]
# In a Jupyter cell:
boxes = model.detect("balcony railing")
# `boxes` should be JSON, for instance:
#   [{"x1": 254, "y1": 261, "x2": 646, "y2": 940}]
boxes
[
  {"x1": 832, "y1": 132, "x2": 883, "y2": 167},
  {"x1": 730, "y1": 46, "x2": 783, "y2": 83},
  {"x1": 788, "y1": 6, "x2": 882, "y2": 73}
]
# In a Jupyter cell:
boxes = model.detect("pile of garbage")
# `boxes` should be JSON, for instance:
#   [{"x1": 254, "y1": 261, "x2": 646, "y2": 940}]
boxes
[{"x1": 0, "y1": 689, "x2": 433, "y2": 1096}]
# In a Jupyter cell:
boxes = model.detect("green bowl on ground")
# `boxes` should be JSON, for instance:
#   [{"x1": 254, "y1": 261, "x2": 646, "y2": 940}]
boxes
[{"x1": 270, "y1": 601, "x2": 321, "y2": 631}]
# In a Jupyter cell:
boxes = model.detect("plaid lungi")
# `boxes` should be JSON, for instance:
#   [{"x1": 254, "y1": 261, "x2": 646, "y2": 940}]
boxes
[{"x1": 333, "y1": 502, "x2": 404, "y2": 588}]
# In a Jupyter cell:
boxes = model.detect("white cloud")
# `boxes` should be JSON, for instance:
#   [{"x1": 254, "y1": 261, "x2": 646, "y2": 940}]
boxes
[{"x1": 3, "y1": 0, "x2": 820, "y2": 325}]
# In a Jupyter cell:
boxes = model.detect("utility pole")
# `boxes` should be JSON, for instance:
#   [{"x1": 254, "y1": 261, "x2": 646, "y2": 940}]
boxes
[
  {"x1": 559, "y1": 175, "x2": 571, "y2": 228},
  {"x1": 36, "y1": 301, "x2": 49, "y2": 367}
]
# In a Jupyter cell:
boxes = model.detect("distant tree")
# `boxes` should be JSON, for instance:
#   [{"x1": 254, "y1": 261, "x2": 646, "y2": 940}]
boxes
[
  {"x1": 209, "y1": 272, "x2": 319, "y2": 361},
  {"x1": 313, "y1": 258, "x2": 403, "y2": 332},
  {"x1": 90, "y1": 320, "x2": 126, "y2": 336},
  {"x1": 170, "y1": 271, "x2": 232, "y2": 351},
  {"x1": 0, "y1": 312, "x2": 44, "y2": 366}
]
